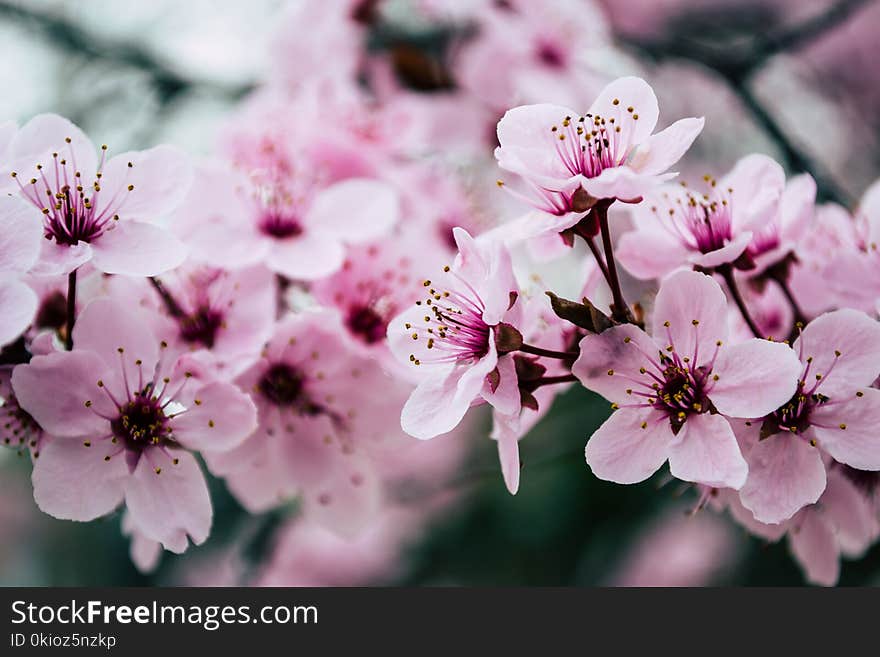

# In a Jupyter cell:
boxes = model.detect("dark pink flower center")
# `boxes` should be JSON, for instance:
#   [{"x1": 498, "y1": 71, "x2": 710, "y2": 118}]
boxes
[
  {"x1": 12, "y1": 141, "x2": 133, "y2": 246},
  {"x1": 760, "y1": 352, "x2": 843, "y2": 438},
  {"x1": 652, "y1": 357, "x2": 711, "y2": 433},
  {"x1": 257, "y1": 362, "x2": 329, "y2": 418},
  {"x1": 406, "y1": 272, "x2": 491, "y2": 367},
  {"x1": 180, "y1": 306, "x2": 225, "y2": 349},
  {"x1": 346, "y1": 305, "x2": 388, "y2": 344},
  {"x1": 747, "y1": 223, "x2": 781, "y2": 260},
  {"x1": 609, "y1": 322, "x2": 725, "y2": 433},
  {"x1": 258, "y1": 212, "x2": 304, "y2": 239},
  {"x1": 110, "y1": 388, "x2": 171, "y2": 449},
  {"x1": 535, "y1": 39, "x2": 567, "y2": 69},
  {"x1": 258, "y1": 363, "x2": 304, "y2": 406},
  {"x1": 651, "y1": 183, "x2": 735, "y2": 255},
  {"x1": 549, "y1": 110, "x2": 632, "y2": 180}
]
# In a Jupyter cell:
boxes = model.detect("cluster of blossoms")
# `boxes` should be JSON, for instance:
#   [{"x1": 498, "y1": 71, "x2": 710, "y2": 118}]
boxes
[{"x1": 3, "y1": 0, "x2": 880, "y2": 586}]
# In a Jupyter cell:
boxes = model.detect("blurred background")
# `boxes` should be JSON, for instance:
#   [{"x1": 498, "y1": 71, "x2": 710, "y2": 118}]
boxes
[{"x1": 2, "y1": 0, "x2": 880, "y2": 586}]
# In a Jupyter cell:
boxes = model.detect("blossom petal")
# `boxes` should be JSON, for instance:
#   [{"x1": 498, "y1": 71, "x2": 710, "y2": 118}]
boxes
[
  {"x1": 495, "y1": 103, "x2": 583, "y2": 189},
  {"x1": 709, "y1": 339, "x2": 801, "y2": 418},
  {"x1": 588, "y1": 76, "x2": 659, "y2": 150},
  {"x1": 455, "y1": 227, "x2": 517, "y2": 325},
  {"x1": 308, "y1": 178, "x2": 399, "y2": 242},
  {"x1": 401, "y1": 338, "x2": 499, "y2": 439},
  {"x1": 628, "y1": 117, "x2": 704, "y2": 176},
  {"x1": 492, "y1": 412, "x2": 522, "y2": 495},
  {"x1": 29, "y1": 240, "x2": 93, "y2": 276},
  {"x1": 101, "y1": 145, "x2": 193, "y2": 220},
  {"x1": 0, "y1": 195, "x2": 42, "y2": 274},
  {"x1": 616, "y1": 230, "x2": 690, "y2": 280},
  {"x1": 584, "y1": 408, "x2": 675, "y2": 484},
  {"x1": 32, "y1": 437, "x2": 128, "y2": 521},
  {"x1": 266, "y1": 232, "x2": 345, "y2": 281},
  {"x1": 688, "y1": 231, "x2": 752, "y2": 270},
  {"x1": 304, "y1": 456, "x2": 380, "y2": 538},
  {"x1": 821, "y1": 469, "x2": 879, "y2": 557},
  {"x1": 722, "y1": 154, "x2": 786, "y2": 232},
  {"x1": 10, "y1": 114, "x2": 97, "y2": 180},
  {"x1": 481, "y1": 353, "x2": 520, "y2": 416},
  {"x1": 739, "y1": 436, "x2": 826, "y2": 524},
  {"x1": 90, "y1": 220, "x2": 187, "y2": 276},
  {"x1": 124, "y1": 449, "x2": 211, "y2": 553},
  {"x1": 780, "y1": 173, "x2": 816, "y2": 240},
  {"x1": 788, "y1": 511, "x2": 838, "y2": 587},
  {"x1": 793, "y1": 309, "x2": 880, "y2": 396},
  {"x1": 0, "y1": 279, "x2": 37, "y2": 348},
  {"x1": 11, "y1": 350, "x2": 111, "y2": 437},
  {"x1": 170, "y1": 382, "x2": 258, "y2": 453},
  {"x1": 810, "y1": 387, "x2": 880, "y2": 470},
  {"x1": 574, "y1": 324, "x2": 661, "y2": 405},
  {"x1": 72, "y1": 297, "x2": 159, "y2": 378},
  {"x1": 668, "y1": 413, "x2": 748, "y2": 489},
  {"x1": 580, "y1": 166, "x2": 674, "y2": 202},
  {"x1": 651, "y1": 269, "x2": 728, "y2": 366}
]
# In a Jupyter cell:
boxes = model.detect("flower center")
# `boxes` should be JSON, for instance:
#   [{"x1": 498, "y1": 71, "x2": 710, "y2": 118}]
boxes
[
  {"x1": 12, "y1": 141, "x2": 133, "y2": 246},
  {"x1": 653, "y1": 357, "x2": 710, "y2": 433},
  {"x1": 179, "y1": 306, "x2": 224, "y2": 349},
  {"x1": 549, "y1": 109, "x2": 632, "y2": 180},
  {"x1": 258, "y1": 212, "x2": 304, "y2": 239},
  {"x1": 535, "y1": 39, "x2": 566, "y2": 69},
  {"x1": 110, "y1": 389, "x2": 170, "y2": 449},
  {"x1": 652, "y1": 181, "x2": 734, "y2": 255},
  {"x1": 406, "y1": 272, "x2": 491, "y2": 366},
  {"x1": 346, "y1": 305, "x2": 387, "y2": 344},
  {"x1": 760, "y1": 351, "x2": 843, "y2": 439},
  {"x1": 258, "y1": 363, "x2": 305, "y2": 406}
]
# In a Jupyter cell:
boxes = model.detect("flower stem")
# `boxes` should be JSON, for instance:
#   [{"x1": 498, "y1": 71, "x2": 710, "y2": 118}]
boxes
[
  {"x1": 718, "y1": 265, "x2": 762, "y2": 338},
  {"x1": 596, "y1": 203, "x2": 631, "y2": 323},
  {"x1": 531, "y1": 374, "x2": 578, "y2": 388},
  {"x1": 519, "y1": 343, "x2": 578, "y2": 360},
  {"x1": 777, "y1": 276, "x2": 808, "y2": 329},
  {"x1": 585, "y1": 235, "x2": 611, "y2": 284},
  {"x1": 65, "y1": 269, "x2": 77, "y2": 350}
]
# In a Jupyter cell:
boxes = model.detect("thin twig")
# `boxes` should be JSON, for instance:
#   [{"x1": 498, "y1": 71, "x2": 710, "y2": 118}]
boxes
[{"x1": 65, "y1": 270, "x2": 77, "y2": 351}]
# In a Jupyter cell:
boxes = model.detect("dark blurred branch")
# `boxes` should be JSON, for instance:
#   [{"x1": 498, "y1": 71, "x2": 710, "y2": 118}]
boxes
[
  {"x1": 0, "y1": 0, "x2": 253, "y2": 104},
  {"x1": 756, "y1": 0, "x2": 873, "y2": 61},
  {"x1": 619, "y1": 0, "x2": 875, "y2": 206}
]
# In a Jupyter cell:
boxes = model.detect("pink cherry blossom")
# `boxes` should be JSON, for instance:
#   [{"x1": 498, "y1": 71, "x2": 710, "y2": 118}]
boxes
[
  {"x1": 456, "y1": 0, "x2": 611, "y2": 110},
  {"x1": 745, "y1": 172, "x2": 817, "y2": 274},
  {"x1": 617, "y1": 154, "x2": 786, "y2": 280},
  {"x1": 311, "y1": 237, "x2": 429, "y2": 355},
  {"x1": 574, "y1": 270, "x2": 802, "y2": 489},
  {"x1": 118, "y1": 264, "x2": 276, "y2": 375},
  {"x1": 789, "y1": 202, "x2": 862, "y2": 316},
  {"x1": 173, "y1": 161, "x2": 399, "y2": 281},
  {"x1": 494, "y1": 77, "x2": 704, "y2": 225},
  {"x1": 387, "y1": 228, "x2": 522, "y2": 440},
  {"x1": 10, "y1": 297, "x2": 257, "y2": 553},
  {"x1": 5, "y1": 114, "x2": 190, "y2": 277},
  {"x1": 207, "y1": 309, "x2": 404, "y2": 537},
  {"x1": 0, "y1": 195, "x2": 42, "y2": 347},
  {"x1": 822, "y1": 179, "x2": 880, "y2": 313},
  {"x1": 728, "y1": 468, "x2": 879, "y2": 586},
  {"x1": 737, "y1": 309, "x2": 880, "y2": 523},
  {"x1": 490, "y1": 292, "x2": 576, "y2": 494}
]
